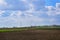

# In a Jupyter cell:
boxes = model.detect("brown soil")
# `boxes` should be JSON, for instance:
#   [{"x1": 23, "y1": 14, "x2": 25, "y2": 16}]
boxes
[{"x1": 0, "y1": 30, "x2": 60, "y2": 40}]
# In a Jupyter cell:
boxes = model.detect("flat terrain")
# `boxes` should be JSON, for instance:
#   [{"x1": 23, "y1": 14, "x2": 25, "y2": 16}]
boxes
[{"x1": 0, "y1": 29, "x2": 60, "y2": 40}]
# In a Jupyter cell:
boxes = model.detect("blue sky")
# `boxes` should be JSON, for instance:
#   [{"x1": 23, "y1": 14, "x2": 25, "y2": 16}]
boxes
[
  {"x1": 46, "y1": 0, "x2": 56, "y2": 6},
  {"x1": 0, "y1": 0, "x2": 60, "y2": 27}
]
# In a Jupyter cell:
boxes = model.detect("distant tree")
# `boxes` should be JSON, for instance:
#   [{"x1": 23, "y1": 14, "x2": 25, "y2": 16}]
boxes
[
  {"x1": 52, "y1": 25, "x2": 57, "y2": 27},
  {"x1": 13, "y1": 26, "x2": 17, "y2": 28}
]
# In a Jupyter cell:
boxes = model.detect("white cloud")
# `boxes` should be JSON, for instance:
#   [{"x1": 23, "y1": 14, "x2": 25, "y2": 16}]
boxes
[
  {"x1": 56, "y1": 3, "x2": 60, "y2": 15},
  {"x1": 21, "y1": 0, "x2": 27, "y2": 2},
  {"x1": 10, "y1": 11, "x2": 22, "y2": 16},
  {"x1": 49, "y1": 18, "x2": 56, "y2": 22},
  {"x1": 0, "y1": 0, "x2": 12, "y2": 10},
  {"x1": 56, "y1": 12, "x2": 60, "y2": 14},
  {"x1": 56, "y1": 3, "x2": 60, "y2": 9},
  {"x1": 0, "y1": 14, "x2": 44, "y2": 27},
  {"x1": 0, "y1": 0, "x2": 7, "y2": 6},
  {"x1": 0, "y1": 10, "x2": 46, "y2": 27},
  {"x1": 45, "y1": 6, "x2": 53, "y2": 10},
  {"x1": 29, "y1": 3, "x2": 35, "y2": 10},
  {"x1": 45, "y1": 6, "x2": 56, "y2": 16},
  {"x1": 46, "y1": 11, "x2": 56, "y2": 16},
  {"x1": 0, "y1": 2, "x2": 60, "y2": 27},
  {"x1": 45, "y1": 3, "x2": 60, "y2": 16},
  {"x1": 0, "y1": 10, "x2": 5, "y2": 16}
]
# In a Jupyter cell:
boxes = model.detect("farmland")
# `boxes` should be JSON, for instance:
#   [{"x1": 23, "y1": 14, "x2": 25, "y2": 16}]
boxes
[{"x1": 0, "y1": 26, "x2": 60, "y2": 40}]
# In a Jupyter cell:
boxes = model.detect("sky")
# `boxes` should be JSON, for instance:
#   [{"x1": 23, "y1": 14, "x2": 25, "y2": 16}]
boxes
[{"x1": 0, "y1": 0, "x2": 60, "y2": 28}]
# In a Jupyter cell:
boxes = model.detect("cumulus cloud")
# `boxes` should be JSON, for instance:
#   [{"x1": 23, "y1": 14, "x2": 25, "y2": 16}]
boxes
[
  {"x1": 43, "y1": 3, "x2": 60, "y2": 25},
  {"x1": 56, "y1": 3, "x2": 60, "y2": 15},
  {"x1": 0, "y1": 0, "x2": 60, "y2": 27},
  {"x1": 10, "y1": 11, "x2": 22, "y2": 16},
  {"x1": 0, "y1": 10, "x2": 5, "y2": 15},
  {"x1": 45, "y1": 3, "x2": 60, "y2": 16},
  {"x1": 0, "y1": 11, "x2": 44, "y2": 27},
  {"x1": 0, "y1": 0, "x2": 7, "y2": 6},
  {"x1": 0, "y1": 0, "x2": 9, "y2": 10},
  {"x1": 0, "y1": 0, "x2": 45, "y2": 11},
  {"x1": 45, "y1": 6, "x2": 56, "y2": 16}
]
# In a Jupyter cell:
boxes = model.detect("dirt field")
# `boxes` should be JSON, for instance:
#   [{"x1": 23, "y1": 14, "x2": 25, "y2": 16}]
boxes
[{"x1": 0, "y1": 30, "x2": 60, "y2": 40}]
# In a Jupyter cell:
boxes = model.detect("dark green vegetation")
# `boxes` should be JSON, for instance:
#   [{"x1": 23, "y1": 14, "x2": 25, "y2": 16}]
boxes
[{"x1": 0, "y1": 25, "x2": 60, "y2": 32}]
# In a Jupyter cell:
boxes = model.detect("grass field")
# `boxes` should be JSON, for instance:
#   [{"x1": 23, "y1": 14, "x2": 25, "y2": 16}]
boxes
[{"x1": 0, "y1": 27, "x2": 60, "y2": 32}]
